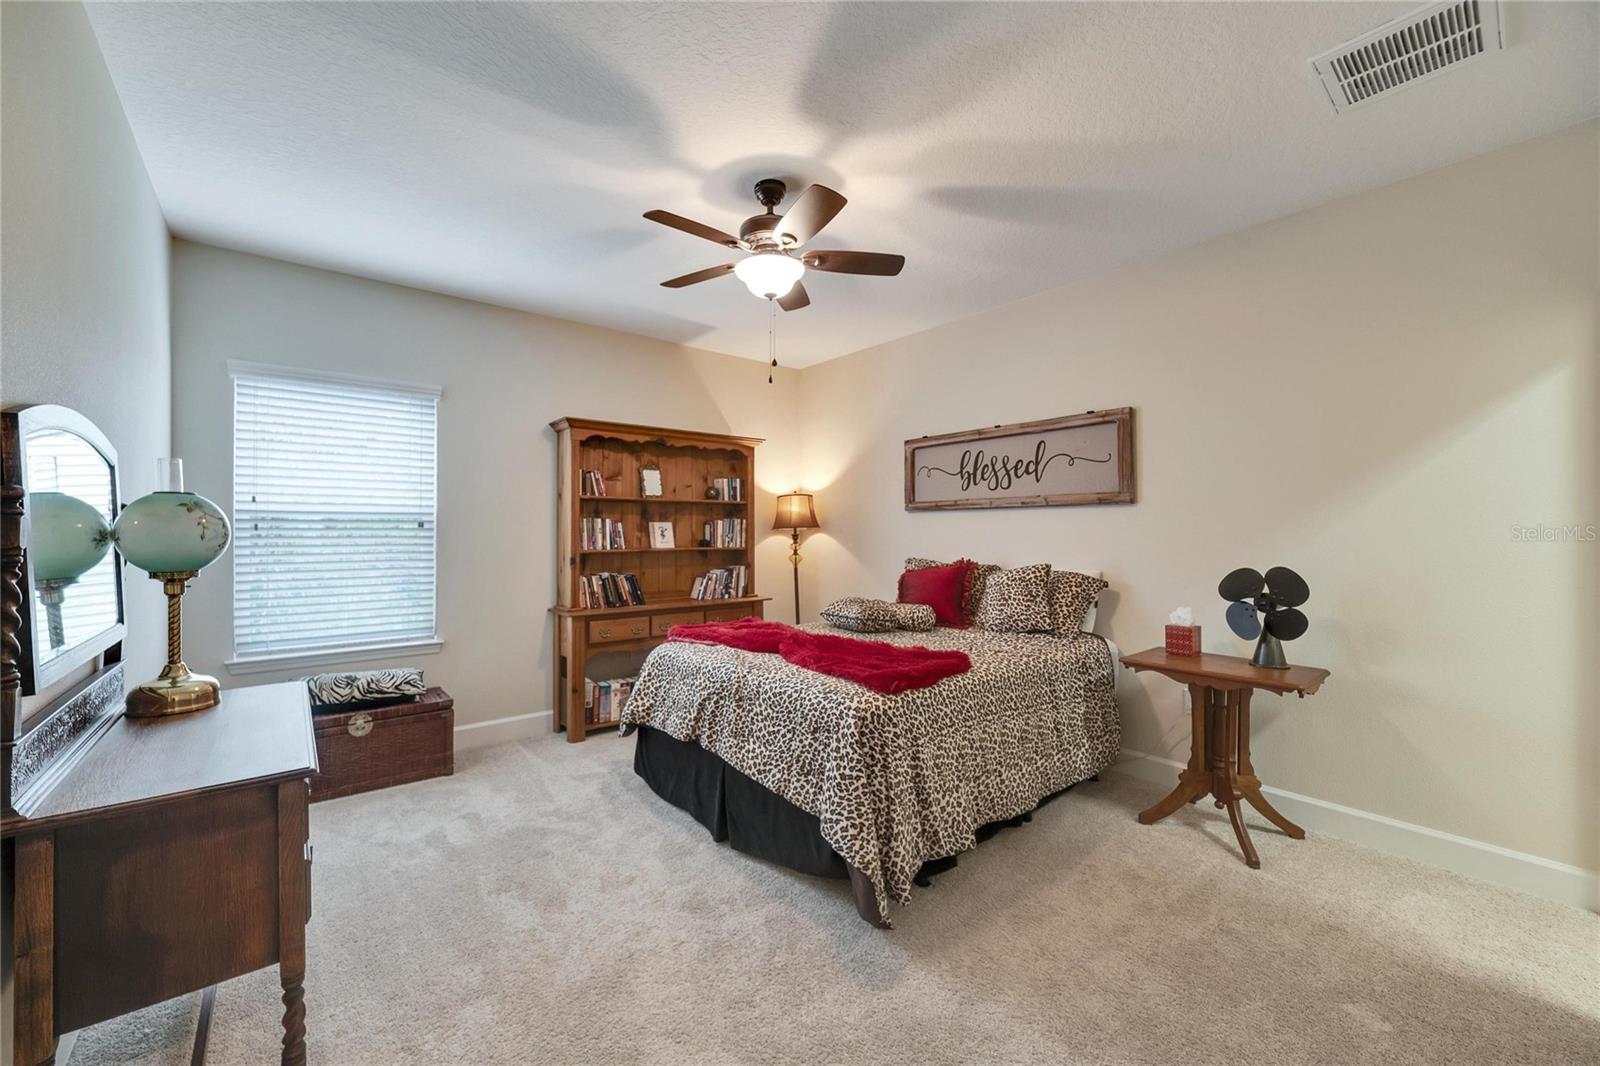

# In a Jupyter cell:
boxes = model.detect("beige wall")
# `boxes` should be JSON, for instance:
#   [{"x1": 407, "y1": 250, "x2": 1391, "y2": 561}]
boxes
[
  {"x1": 0, "y1": 1, "x2": 173, "y2": 709},
  {"x1": 170, "y1": 241, "x2": 803, "y2": 731},
  {"x1": 0, "y1": 2, "x2": 174, "y2": 1058},
  {"x1": 798, "y1": 122, "x2": 1599, "y2": 871},
  {"x1": 162, "y1": 125, "x2": 1598, "y2": 876}
]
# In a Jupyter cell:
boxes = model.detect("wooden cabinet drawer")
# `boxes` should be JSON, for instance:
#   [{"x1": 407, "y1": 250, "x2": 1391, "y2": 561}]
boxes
[
  {"x1": 589, "y1": 617, "x2": 650, "y2": 643},
  {"x1": 705, "y1": 604, "x2": 761, "y2": 623},
  {"x1": 651, "y1": 610, "x2": 704, "y2": 636}
]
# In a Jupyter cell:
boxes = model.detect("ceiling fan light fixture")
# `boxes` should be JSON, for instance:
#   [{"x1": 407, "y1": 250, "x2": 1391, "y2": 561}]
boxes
[{"x1": 734, "y1": 252, "x2": 804, "y2": 299}]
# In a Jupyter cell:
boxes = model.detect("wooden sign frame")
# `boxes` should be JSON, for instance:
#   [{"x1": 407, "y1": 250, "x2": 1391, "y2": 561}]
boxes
[{"x1": 904, "y1": 408, "x2": 1135, "y2": 511}]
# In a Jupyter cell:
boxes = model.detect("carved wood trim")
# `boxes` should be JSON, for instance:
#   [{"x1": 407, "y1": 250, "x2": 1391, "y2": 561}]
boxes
[{"x1": 2, "y1": 408, "x2": 24, "y2": 815}]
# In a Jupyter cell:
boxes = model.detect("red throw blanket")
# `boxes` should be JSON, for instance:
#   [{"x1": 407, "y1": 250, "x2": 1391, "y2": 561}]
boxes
[
  {"x1": 668, "y1": 618, "x2": 793, "y2": 654},
  {"x1": 667, "y1": 617, "x2": 971, "y2": 695}
]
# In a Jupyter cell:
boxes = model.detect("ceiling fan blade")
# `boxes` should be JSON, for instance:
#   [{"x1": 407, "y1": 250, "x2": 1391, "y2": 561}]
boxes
[
  {"x1": 1218, "y1": 567, "x2": 1265, "y2": 603},
  {"x1": 777, "y1": 281, "x2": 810, "y2": 311},
  {"x1": 1226, "y1": 600, "x2": 1261, "y2": 641},
  {"x1": 773, "y1": 184, "x2": 847, "y2": 247},
  {"x1": 803, "y1": 250, "x2": 906, "y2": 276},
  {"x1": 643, "y1": 210, "x2": 743, "y2": 249},
  {"x1": 1264, "y1": 566, "x2": 1310, "y2": 608},
  {"x1": 1263, "y1": 606, "x2": 1308, "y2": 641},
  {"x1": 660, "y1": 263, "x2": 735, "y2": 288}
]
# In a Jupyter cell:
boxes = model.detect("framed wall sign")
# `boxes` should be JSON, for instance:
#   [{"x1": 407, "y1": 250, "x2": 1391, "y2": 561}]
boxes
[{"x1": 905, "y1": 408, "x2": 1135, "y2": 511}]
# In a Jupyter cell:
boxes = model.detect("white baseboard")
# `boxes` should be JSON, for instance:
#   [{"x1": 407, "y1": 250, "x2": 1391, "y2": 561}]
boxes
[
  {"x1": 454, "y1": 710, "x2": 551, "y2": 751},
  {"x1": 1111, "y1": 750, "x2": 1599, "y2": 913}
]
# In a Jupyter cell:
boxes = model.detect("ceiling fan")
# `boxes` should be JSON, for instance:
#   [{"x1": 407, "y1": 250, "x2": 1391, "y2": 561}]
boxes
[{"x1": 644, "y1": 178, "x2": 905, "y2": 311}]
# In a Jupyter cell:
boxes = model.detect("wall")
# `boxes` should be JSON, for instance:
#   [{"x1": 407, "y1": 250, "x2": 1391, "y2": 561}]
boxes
[
  {"x1": 799, "y1": 122, "x2": 1599, "y2": 876},
  {"x1": 0, "y1": 2, "x2": 174, "y2": 1059},
  {"x1": 0, "y1": 1, "x2": 173, "y2": 707},
  {"x1": 170, "y1": 241, "x2": 803, "y2": 737}
]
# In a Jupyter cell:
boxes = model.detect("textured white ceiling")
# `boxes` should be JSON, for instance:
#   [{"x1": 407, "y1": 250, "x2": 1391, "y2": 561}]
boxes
[{"x1": 86, "y1": 2, "x2": 1598, "y2": 367}]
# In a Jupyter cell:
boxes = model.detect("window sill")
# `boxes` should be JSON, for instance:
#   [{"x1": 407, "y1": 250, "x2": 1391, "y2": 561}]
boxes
[{"x1": 225, "y1": 638, "x2": 444, "y2": 676}]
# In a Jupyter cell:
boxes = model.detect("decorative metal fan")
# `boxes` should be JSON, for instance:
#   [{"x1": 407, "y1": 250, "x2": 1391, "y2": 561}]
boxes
[
  {"x1": 644, "y1": 178, "x2": 905, "y2": 311},
  {"x1": 1218, "y1": 566, "x2": 1310, "y2": 669}
]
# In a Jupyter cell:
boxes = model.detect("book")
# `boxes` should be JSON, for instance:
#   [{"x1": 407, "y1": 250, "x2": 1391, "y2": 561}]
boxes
[
  {"x1": 584, "y1": 674, "x2": 638, "y2": 724},
  {"x1": 577, "y1": 571, "x2": 645, "y2": 609},
  {"x1": 709, "y1": 476, "x2": 743, "y2": 502},
  {"x1": 580, "y1": 517, "x2": 628, "y2": 551},
  {"x1": 701, "y1": 518, "x2": 746, "y2": 548},
  {"x1": 580, "y1": 468, "x2": 607, "y2": 497},
  {"x1": 691, "y1": 565, "x2": 747, "y2": 600}
]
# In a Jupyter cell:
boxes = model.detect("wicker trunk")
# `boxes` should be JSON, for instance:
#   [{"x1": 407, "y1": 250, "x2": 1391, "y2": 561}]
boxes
[{"x1": 310, "y1": 687, "x2": 454, "y2": 801}]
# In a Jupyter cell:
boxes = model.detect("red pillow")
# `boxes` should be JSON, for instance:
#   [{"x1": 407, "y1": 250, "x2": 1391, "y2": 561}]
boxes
[{"x1": 898, "y1": 560, "x2": 975, "y2": 628}]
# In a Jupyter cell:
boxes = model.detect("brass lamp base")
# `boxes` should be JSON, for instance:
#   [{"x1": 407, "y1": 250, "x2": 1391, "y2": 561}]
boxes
[
  {"x1": 124, "y1": 569, "x2": 220, "y2": 717},
  {"x1": 126, "y1": 661, "x2": 220, "y2": 717}
]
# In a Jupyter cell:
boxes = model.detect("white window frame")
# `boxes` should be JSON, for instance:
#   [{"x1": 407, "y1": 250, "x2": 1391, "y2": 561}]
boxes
[{"x1": 225, "y1": 360, "x2": 442, "y2": 673}]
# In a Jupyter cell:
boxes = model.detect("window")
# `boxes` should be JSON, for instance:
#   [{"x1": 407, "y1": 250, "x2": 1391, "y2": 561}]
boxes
[{"x1": 231, "y1": 363, "x2": 439, "y2": 666}]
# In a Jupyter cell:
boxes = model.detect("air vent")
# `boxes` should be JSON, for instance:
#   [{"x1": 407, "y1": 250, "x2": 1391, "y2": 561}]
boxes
[{"x1": 1311, "y1": 0, "x2": 1504, "y2": 113}]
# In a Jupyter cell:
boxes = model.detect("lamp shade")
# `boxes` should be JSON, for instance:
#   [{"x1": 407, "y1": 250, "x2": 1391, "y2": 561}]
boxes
[
  {"x1": 29, "y1": 491, "x2": 113, "y2": 583},
  {"x1": 113, "y1": 491, "x2": 230, "y2": 575},
  {"x1": 734, "y1": 252, "x2": 805, "y2": 300},
  {"x1": 773, "y1": 492, "x2": 820, "y2": 531}
]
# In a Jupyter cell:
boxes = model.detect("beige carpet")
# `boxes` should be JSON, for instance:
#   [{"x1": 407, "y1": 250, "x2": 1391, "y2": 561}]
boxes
[{"x1": 70, "y1": 732, "x2": 1599, "y2": 1065}]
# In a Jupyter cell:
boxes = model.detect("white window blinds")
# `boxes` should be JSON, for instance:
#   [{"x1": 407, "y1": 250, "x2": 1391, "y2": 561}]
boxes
[{"x1": 232, "y1": 365, "x2": 439, "y2": 659}]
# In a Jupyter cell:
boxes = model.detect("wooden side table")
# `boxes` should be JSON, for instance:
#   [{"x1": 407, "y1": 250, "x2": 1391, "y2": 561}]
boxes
[{"x1": 1120, "y1": 648, "x2": 1330, "y2": 869}]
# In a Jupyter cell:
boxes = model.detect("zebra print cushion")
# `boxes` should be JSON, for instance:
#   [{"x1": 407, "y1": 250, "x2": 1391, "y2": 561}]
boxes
[{"x1": 306, "y1": 667, "x2": 426, "y2": 708}]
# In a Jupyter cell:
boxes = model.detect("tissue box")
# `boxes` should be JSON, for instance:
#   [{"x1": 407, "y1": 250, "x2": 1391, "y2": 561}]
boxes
[{"x1": 1164, "y1": 624, "x2": 1201, "y2": 656}]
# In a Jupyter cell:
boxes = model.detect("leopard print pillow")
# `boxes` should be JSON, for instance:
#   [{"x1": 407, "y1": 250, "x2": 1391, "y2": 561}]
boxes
[
  {"x1": 1048, "y1": 570, "x2": 1108, "y2": 636},
  {"x1": 904, "y1": 557, "x2": 1000, "y2": 624},
  {"x1": 974, "y1": 563, "x2": 1053, "y2": 632},
  {"x1": 820, "y1": 597, "x2": 901, "y2": 633},
  {"x1": 886, "y1": 602, "x2": 936, "y2": 632}
]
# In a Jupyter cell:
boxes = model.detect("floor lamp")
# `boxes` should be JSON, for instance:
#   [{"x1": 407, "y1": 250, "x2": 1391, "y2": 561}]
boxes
[{"x1": 772, "y1": 492, "x2": 820, "y2": 625}]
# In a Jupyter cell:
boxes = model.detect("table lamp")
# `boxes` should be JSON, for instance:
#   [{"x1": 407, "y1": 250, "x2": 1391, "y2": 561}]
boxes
[
  {"x1": 111, "y1": 459, "x2": 231, "y2": 716},
  {"x1": 772, "y1": 491, "x2": 819, "y2": 624},
  {"x1": 29, "y1": 491, "x2": 114, "y2": 650}
]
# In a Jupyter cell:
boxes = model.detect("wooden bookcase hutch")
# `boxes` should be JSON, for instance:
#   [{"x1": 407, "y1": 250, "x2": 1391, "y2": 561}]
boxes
[{"x1": 549, "y1": 417, "x2": 768, "y2": 741}]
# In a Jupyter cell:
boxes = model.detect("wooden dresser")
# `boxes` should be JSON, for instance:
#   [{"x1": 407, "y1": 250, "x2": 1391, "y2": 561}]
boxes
[
  {"x1": 550, "y1": 418, "x2": 770, "y2": 741},
  {"x1": 4, "y1": 677, "x2": 318, "y2": 1065}
]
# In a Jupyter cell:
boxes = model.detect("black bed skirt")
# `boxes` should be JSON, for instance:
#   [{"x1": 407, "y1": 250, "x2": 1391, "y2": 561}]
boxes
[
  {"x1": 630, "y1": 725, "x2": 1086, "y2": 927},
  {"x1": 633, "y1": 724, "x2": 851, "y2": 879}
]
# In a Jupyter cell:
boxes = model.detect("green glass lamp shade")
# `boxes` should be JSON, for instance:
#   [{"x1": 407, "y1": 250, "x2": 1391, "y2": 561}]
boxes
[
  {"x1": 112, "y1": 491, "x2": 231, "y2": 575},
  {"x1": 29, "y1": 491, "x2": 113, "y2": 583}
]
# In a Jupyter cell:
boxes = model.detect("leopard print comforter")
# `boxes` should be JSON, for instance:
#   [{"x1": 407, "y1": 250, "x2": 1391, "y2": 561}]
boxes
[{"x1": 620, "y1": 624, "x2": 1120, "y2": 919}]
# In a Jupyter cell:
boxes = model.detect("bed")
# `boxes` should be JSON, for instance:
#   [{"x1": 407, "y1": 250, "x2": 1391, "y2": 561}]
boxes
[{"x1": 619, "y1": 623, "x2": 1121, "y2": 927}]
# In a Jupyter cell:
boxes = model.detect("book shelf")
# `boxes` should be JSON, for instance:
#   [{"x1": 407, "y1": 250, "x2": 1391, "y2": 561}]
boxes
[{"x1": 549, "y1": 417, "x2": 769, "y2": 741}]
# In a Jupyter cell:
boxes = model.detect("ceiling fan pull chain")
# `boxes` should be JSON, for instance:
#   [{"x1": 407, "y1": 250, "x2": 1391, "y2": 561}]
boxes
[{"x1": 768, "y1": 298, "x2": 777, "y2": 384}]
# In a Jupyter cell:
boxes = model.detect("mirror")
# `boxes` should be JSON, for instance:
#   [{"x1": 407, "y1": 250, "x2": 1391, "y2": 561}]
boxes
[{"x1": 5, "y1": 405, "x2": 126, "y2": 694}]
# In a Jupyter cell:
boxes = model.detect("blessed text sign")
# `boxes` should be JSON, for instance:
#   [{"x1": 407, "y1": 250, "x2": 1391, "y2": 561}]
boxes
[{"x1": 904, "y1": 409, "x2": 1135, "y2": 510}]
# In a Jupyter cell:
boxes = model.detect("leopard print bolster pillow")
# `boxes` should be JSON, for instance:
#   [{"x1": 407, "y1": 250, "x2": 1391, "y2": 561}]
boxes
[
  {"x1": 306, "y1": 667, "x2": 425, "y2": 709},
  {"x1": 821, "y1": 598, "x2": 938, "y2": 633},
  {"x1": 886, "y1": 602, "x2": 936, "y2": 632},
  {"x1": 820, "y1": 597, "x2": 901, "y2": 633}
]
